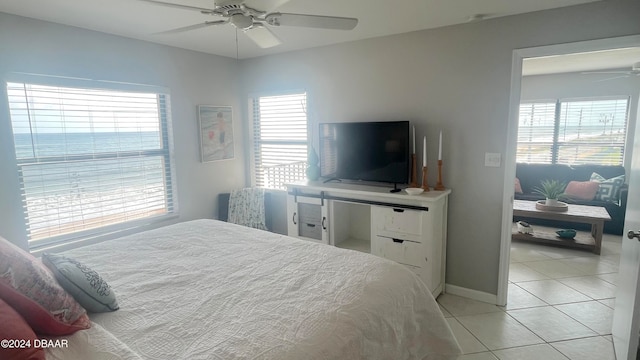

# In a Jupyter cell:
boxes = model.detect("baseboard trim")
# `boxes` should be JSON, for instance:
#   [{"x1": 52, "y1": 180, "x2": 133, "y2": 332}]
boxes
[{"x1": 445, "y1": 284, "x2": 498, "y2": 305}]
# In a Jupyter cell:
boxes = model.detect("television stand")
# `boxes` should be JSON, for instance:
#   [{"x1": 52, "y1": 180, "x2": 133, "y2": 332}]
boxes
[
  {"x1": 390, "y1": 183, "x2": 402, "y2": 193},
  {"x1": 285, "y1": 181, "x2": 451, "y2": 297}
]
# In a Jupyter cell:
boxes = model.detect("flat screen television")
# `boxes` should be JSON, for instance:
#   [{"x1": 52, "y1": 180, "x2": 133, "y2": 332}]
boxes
[{"x1": 319, "y1": 121, "x2": 410, "y2": 185}]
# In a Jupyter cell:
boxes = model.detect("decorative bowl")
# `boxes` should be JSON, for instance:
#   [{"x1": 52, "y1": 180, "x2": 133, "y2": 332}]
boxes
[
  {"x1": 517, "y1": 221, "x2": 533, "y2": 234},
  {"x1": 405, "y1": 187, "x2": 424, "y2": 196},
  {"x1": 556, "y1": 229, "x2": 577, "y2": 239}
]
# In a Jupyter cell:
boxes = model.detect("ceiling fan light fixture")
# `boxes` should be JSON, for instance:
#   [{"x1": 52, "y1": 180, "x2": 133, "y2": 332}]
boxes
[{"x1": 230, "y1": 14, "x2": 253, "y2": 30}]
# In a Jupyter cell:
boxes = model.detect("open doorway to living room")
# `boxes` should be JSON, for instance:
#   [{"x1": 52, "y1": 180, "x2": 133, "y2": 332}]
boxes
[{"x1": 498, "y1": 38, "x2": 640, "y2": 358}]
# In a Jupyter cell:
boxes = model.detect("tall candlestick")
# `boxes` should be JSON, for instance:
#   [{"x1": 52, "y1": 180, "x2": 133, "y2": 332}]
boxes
[
  {"x1": 421, "y1": 166, "x2": 430, "y2": 191},
  {"x1": 412, "y1": 126, "x2": 416, "y2": 154},
  {"x1": 423, "y1": 136, "x2": 427, "y2": 166},
  {"x1": 438, "y1": 131, "x2": 442, "y2": 160},
  {"x1": 435, "y1": 160, "x2": 445, "y2": 191},
  {"x1": 410, "y1": 154, "x2": 418, "y2": 187}
]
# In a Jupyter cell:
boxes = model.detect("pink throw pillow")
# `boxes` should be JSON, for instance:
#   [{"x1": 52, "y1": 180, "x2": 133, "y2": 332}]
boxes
[
  {"x1": 0, "y1": 236, "x2": 91, "y2": 336},
  {"x1": 564, "y1": 181, "x2": 599, "y2": 201},
  {"x1": 515, "y1": 178, "x2": 523, "y2": 194},
  {"x1": 0, "y1": 298, "x2": 45, "y2": 360}
]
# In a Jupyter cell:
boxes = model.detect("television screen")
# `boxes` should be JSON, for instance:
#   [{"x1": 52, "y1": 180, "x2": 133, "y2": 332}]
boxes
[{"x1": 319, "y1": 121, "x2": 410, "y2": 184}]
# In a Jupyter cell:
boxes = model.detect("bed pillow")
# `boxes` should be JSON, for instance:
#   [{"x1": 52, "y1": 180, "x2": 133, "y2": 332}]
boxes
[
  {"x1": 0, "y1": 236, "x2": 90, "y2": 335},
  {"x1": 563, "y1": 181, "x2": 600, "y2": 201},
  {"x1": 514, "y1": 178, "x2": 523, "y2": 194},
  {"x1": 0, "y1": 298, "x2": 45, "y2": 360},
  {"x1": 590, "y1": 172, "x2": 625, "y2": 202},
  {"x1": 42, "y1": 253, "x2": 119, "y2": 313}
]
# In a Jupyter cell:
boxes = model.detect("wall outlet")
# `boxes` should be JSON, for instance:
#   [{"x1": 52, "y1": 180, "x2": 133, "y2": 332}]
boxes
[{"x1": 485, "y1": 153, "x2": 502, "y2": 167}]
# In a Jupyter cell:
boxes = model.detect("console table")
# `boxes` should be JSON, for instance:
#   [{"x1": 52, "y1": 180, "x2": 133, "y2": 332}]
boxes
[
  {"x1": 285, "y1": 181, "x2": 451, "y2": 297},
  {"x1": 512, "y1": 199, "x2": 611, "y2": 255}
]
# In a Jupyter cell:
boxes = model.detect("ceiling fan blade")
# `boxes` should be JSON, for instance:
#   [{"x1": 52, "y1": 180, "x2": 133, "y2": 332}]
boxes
[
  {"x1": 245, "y1": 0, "x2": 291, "y2": 11},
  {"x1": 155, "y1": 20, "x2": 228, "y2": 35},
  {"x1": 244, "y1": 24, "x2": 282, "y2": 48},
  {"x1": 582, "y1": 70, "x2": 630, "y2": 75},
  {"x1": 138, "y1": 0, "x2": 217, "y2": 15},
  {"x1": 265, "y1": 13, "x2": 358, "y2": 30},
  {"x1": 593, "y1": 75, "x2": 631, "y2": 82}
]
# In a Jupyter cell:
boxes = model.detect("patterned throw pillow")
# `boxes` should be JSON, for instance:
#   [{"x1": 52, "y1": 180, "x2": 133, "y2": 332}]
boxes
[
  {"x1": 0, "y1": 236, "x2": 90, "y2": 335},
  {"x1": 42, "y1": 253, "x2": 119, "y2": 313},
  {"x1": 590, "y1": 172, "x2": 625, "y2": 202}
]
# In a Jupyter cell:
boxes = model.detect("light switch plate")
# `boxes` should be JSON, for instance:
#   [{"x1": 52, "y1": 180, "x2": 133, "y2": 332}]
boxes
[{"x1": 485, "y1": 153, "x2": 501, "y2": 167}]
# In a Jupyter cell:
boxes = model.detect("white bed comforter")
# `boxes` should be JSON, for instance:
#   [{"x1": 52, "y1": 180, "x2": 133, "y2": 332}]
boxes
[{"x1": 47, "y1": 219, "x2": 460, "y2": 360}]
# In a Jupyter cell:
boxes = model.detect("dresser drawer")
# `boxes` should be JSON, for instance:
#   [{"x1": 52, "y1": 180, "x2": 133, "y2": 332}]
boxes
[
  {"x1": 371, "y1": 206, "x2": 424, "y2": 242},
  {"x1": 298, "y1": 203, "x2": 322, "y2": 225},
  {"x1": 299, "y1": 222, "x2": 322, "y2": 240},
  {"x1": 371, "y1": 236, "x2": 426, "y2": 268}
]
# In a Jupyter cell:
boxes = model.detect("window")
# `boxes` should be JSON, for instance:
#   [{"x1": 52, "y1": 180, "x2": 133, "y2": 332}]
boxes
[
  {"x1": 7, "y1": 79, "x2": 177, "y2": 249},
  {"x1": 517, "y1": 97, "x2": 629, "y2": 165},
  {"x1": 251, "y1": 92, "x2": 308, "y2": 190}
]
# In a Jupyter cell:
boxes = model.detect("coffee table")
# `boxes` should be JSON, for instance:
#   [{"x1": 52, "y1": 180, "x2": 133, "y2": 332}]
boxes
[{"x1": 512, "y1": 199, "x2": 611, "y2": 255}]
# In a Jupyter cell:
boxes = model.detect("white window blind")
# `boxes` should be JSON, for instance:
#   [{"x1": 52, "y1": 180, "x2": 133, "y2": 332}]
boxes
[
  {"x1": 7, "y1": 81, "x2": 176, "y2": 248},
  {"x1": 517, "y1": 101, "x2": 557, "y2": 164},
  {"x1": 557, "y1": 98, "x2": 628, "y2": 165},
  {"x1": 252, "y1": 92, "x2": 308, "y2": 189},
  {"x1": 517, "y1": 97, "x2": 629, "y2": 165}
]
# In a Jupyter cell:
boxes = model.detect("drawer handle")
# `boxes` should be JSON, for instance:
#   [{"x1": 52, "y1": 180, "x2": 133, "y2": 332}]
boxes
[
  {"x1": 392, "y1": 238, "x2": 404, "y2": 244},
  {"x1": 292, "y1": 212, "x2": 297, "y2": 225},
  {"x1": 306, "y1": 224, "x2": 316, "y2": 228},
  {"x1": 322, "y1": 217, "x2": 327, "y2": 230},
  {"x1": 393, "y1": 208, "x2": 405, "y2": 213}
]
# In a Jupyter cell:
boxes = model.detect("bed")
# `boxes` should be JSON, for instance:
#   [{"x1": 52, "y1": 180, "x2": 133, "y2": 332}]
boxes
[{"x1": 43, "y1": 219, "x2": 460, "y2": 360}]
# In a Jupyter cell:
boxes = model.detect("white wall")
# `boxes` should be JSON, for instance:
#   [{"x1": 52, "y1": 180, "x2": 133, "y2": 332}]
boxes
[
  {"x1": 0, "y1": 13, "x2": 246, "y2": 250},
  {"x1": 239, "y1": 0, "x2": 640, "y2": 296},
  {"x1": 521, "y1": 72, "x2": 640, "y2": 171}
]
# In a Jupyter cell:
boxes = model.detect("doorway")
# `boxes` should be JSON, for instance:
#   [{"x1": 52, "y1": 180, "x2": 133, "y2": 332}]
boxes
[
  {"x1": 498, "y1": 37, "x2": 640, "y2": 359},
  {"x1": 499, "y1": 35, "x2": 640, "y2": 304}
]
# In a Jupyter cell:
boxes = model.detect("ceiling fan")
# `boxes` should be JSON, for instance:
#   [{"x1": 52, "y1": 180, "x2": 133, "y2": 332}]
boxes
[
  {"x1": 139, "y1": 0, "x2": 358, "y2": 48},
  {"x1": 582, "y1": 61, "x2": 640, "y2": 82}
]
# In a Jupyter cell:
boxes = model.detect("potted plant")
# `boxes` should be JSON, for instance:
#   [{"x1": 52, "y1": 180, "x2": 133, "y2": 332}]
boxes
[{"x1": 533, "y1": 179, "x2": 566, "y2": 206}]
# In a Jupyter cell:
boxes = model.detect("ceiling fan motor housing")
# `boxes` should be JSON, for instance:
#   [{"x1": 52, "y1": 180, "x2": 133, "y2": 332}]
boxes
[{"x1": 215, "y1": 0, "x2": 244, "y2": 8}]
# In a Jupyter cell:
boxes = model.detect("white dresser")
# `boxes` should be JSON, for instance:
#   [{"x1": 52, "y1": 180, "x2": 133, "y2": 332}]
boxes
[{"x1": 286, "y1": 181, "x2": 450, "y2": 297}]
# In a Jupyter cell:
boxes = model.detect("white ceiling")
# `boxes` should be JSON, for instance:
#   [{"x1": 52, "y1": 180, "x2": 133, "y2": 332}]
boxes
[
  {"x1": 523, "y1": 47, "x2": 640, "y2": 76},
  {"x1": 0, "y1": 0, "x2": 604, "y2": 60}
]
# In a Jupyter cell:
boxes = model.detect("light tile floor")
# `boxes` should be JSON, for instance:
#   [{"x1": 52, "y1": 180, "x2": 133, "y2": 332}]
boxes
[{"x1": 437, "y1": 225, "x2": 621, "y2": 360}]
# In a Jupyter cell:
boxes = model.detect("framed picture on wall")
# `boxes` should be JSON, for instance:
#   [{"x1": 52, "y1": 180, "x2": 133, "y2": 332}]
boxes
[{"x1": 198, "y1": 105, "x2": 234, "y2": 162}]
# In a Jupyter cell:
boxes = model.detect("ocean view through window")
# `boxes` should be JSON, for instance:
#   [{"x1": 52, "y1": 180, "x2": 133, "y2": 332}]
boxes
[
  {"x1": 7, "y1": 80, "x2": 177, "y2": 249},
  {"x1": 517, "y1": 97, "x2": 629, "y2": 165}
]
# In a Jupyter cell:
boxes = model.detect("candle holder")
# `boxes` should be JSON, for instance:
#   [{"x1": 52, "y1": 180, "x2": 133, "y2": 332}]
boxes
[
  {"x1": 421, "y1": 166, "x2": 430, "y2": 191},
  {"x1": 409, "y1": 154, "x2": 418, "y2": 187},
  {"x1": 434, "y1": 159, "x2": 446, "y2": 190}
]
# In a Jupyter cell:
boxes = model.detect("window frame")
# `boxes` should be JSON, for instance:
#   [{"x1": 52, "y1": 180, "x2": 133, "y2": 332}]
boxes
[
  {"x1": 5, "y1": 73, "x2": 179, "y2": 251},
  {"x1": 248, "y1": 90, "x2": 310, "y2": 190}
]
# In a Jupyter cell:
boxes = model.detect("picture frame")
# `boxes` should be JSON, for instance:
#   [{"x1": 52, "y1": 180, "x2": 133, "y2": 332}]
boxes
[{"x1": 198, "y1": 105, "x2": 234, "y2": 162}]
